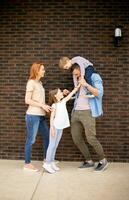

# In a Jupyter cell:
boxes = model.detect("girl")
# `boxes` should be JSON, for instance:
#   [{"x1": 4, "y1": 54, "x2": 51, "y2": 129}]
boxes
[
  {"x1": 24, "y1": 62, "x2": 52, "y2": 172},
  {"x1": 43, "y1": 84, "x2": 80, "y2": 173}
]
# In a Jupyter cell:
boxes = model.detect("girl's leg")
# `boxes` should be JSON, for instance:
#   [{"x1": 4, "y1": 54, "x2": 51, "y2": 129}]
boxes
[
  {"x1": 38, "y1": 116, "x2": 49, "y2": 159},
  {"x1": 25, "y1": 115, "x2": 40, "y2": 164},
  {"x1": 51, "y1": 129, "x2": 63, "y2": 162},
  {"x1": 43, "y1": 129, "x2": 63, "y2": 173},
  {"x1": 45, "y1": 130, "x2": 58, "y2": 164}
]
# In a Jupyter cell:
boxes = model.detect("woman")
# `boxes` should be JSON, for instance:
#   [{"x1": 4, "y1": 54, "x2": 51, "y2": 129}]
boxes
[{"x1": 24, "y1": 62, "x2": 51, "y2": 171}]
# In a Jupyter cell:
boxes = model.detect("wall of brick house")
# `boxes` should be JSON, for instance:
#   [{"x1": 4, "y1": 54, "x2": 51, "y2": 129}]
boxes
[{"x1": 0, "y1": 0, "x2": 129, "y2": 162}]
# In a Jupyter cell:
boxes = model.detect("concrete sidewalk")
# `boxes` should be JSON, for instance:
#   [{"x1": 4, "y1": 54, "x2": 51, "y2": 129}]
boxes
[{"x1": 0, "y1": 160, "x2": 129, "y2": 200}]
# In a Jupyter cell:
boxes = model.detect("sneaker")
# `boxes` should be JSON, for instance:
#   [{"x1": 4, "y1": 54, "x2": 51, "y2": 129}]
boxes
[
  {"x1": 94, "y1": 159, "x2": 108, "y2": 172},
  {"x1": 54, "y1": 159, "x2": 60, "y2": 164},
  {"x1": 79, "y1": 161, "x2": 94, "y2": 169},
  {"x1": 43, "y1": 163, "x2": 56, "y2": 174},
  {"x1": 51, "y1": 162, "x2": 60, "y2": 171},
  {"x1": 43, "y1": 159, "x2": 59, "y2": 164}
]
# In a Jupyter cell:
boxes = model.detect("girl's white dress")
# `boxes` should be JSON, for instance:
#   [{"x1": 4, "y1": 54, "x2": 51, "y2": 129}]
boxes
[{"x1": 52, "y1": 99, "x2": 70, "y2": 129}]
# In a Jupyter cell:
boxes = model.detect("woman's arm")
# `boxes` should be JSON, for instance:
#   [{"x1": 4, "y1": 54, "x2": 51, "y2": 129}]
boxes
[{"x1": 25, "y1": 91, "x2": 52, "y2": 112}]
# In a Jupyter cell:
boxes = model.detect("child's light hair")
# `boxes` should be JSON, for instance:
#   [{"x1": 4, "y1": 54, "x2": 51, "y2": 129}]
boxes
[
  {"x1": 48, "y1": 89, "x2": 59, "y2": 106},
  {"x1": 59, "y1": 57, "x2": 70, "y2": 68}
]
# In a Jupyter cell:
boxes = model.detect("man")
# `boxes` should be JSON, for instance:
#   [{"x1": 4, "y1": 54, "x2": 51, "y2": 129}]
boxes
[
  {"x1": 59, "y1": 56, "x2": 98, "y2": 97},
  {"x1": 59, "y1": 56, "x2": 93, "y2": 87},
  {"x1": 70, "y1": 63, "x2": 108, "y2": 171}
]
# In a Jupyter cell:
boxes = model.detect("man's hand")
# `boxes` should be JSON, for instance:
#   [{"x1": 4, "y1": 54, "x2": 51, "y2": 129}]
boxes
[
  {"x1": 42, "y1": 104, "x2": 52, "y2": 113},
  {"x1": 63, "y1": 89, "x2": 70, "y2": 96},
  {"x1": 79, "y1": 78, "x2": 89, "y2": 87},
  {"x1": 79, "y1": 78, "x2": 99, "y2": 97}
]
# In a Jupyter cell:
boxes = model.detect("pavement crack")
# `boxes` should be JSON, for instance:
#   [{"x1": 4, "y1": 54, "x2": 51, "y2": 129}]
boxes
[{"x1": 30, "y1": 170, "x2": 44, "y2": 200}]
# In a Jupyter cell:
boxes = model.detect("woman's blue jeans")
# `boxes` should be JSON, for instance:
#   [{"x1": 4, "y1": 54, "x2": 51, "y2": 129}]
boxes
[{"x1": 25, "y1": 114, "x2": 49, "y2": 164}]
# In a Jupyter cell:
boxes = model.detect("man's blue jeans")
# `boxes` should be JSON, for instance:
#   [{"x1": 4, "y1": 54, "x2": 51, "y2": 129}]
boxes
[{"x1": 25, "y1": 114, "x2": 49, "y2": 164}]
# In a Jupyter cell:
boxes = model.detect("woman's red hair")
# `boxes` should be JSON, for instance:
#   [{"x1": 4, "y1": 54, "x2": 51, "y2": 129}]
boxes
[{"x1": 29, "y1": 62, "x2": 44, "y2": 80}]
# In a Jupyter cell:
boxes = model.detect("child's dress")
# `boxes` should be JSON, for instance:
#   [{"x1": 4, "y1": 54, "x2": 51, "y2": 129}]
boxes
[{"x1": 52, "y1": 99, "x2": 70, "y2": 129}]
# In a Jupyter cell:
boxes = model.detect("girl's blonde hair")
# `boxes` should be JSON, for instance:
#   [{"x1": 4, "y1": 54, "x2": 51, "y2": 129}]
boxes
[
  {"x1": 29, "y1": 62, "x2": 44, "y2": 80},
  {"x1": 49, "y1": 89, "x2": 59, "y2": 105}
]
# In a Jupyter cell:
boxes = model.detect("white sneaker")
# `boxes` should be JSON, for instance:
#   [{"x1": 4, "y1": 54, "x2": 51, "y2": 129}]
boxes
[
  {"x1": 43, "y1": 163, "x2": 55, "y2": 174},
  {"x1": 51, "y1": 162, "x2": 60, "y2": 171},
  {"x1": 54, "y1": 160, "x2": 60, "y2": 164},
  {"x1": 43, "y1": 159, "x2": 59, "y2": 164}
]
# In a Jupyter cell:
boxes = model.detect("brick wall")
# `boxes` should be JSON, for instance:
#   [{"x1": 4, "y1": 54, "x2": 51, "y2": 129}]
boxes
[{"x1": 0, "y1": 0, "x2": 129, "y2": 162}]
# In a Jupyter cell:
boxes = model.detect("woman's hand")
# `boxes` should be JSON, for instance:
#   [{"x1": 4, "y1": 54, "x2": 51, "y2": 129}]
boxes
[
  {"x1": 50, "y1": 126, "x2": 56, "y2": 137},
  {"x1": 42, "y1": 104, "x2": 52, "y2": 113}
]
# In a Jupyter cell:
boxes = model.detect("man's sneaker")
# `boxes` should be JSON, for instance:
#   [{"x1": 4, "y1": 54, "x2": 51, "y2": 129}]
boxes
[
  {"x1": 43, "y1": 163, "x2": 56, "y2": 174},
  {"x1": 79, "y1": 161, "x2": 94, "y2": 169},
  {"x1": 51, "y1": 162, "x2": 60, "y2": 171},
  {"x1": 94, "y1": 159, "x2": 108, "y2": 172}
]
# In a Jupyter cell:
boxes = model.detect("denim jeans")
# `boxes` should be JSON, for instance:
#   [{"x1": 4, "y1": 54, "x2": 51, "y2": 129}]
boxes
[
  {"x1": 46, "y1": 129, "x2": 63, "y2": 164},
  {"x1": 25, "y1": 114, "x2": 49, "y2": 164},
  {"x1": 71, "y1": 110, "x2": 105, "y2": 161}
]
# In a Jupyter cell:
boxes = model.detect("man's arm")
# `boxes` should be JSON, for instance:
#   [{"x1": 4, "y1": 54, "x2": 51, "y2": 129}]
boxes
[
  {"x1": 79, "y1": 78, "x2": 99, "y2": 96},
  {"x1": 79, "y1": 74, "x2": 103, "y2": 97}
]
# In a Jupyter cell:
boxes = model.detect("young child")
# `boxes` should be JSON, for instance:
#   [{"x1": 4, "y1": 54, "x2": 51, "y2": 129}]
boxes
[
  {"x1": 43, "y1": 84, "x2": 80, "y2": 174},
  {"x1": 59, "y1": 56, "x2": 95, "y2": 97}
]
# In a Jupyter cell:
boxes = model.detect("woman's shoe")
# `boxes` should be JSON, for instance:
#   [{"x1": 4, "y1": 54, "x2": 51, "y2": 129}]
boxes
[{"x1": 23, "y1": 163, "x2": 39, "y2": 172}]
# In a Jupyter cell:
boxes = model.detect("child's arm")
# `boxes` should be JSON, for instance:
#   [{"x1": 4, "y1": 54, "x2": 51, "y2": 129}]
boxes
[
  {"x1": 63, "y1": 89, "x2": 70, "y2": 96},
  {"x1": 50, "y1": 106, "x2": 56, "y2": 137},
  {"x1": 63, "y1": 84, "x2": 81, "y2": 102}
]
